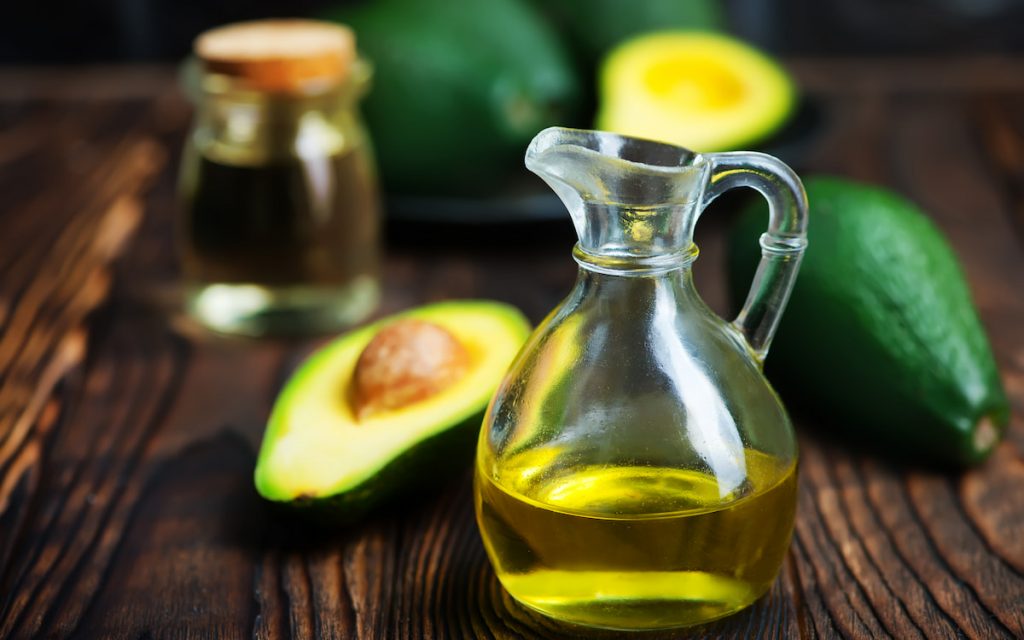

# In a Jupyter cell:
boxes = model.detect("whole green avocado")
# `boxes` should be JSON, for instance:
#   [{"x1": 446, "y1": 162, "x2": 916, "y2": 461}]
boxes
[
  {"x1": 537, "y1": 0, "x2": 726, "y2": 64},
  {"x1": 728, "y1": 177, "x2": 1009, "y2": 466},
  {"x1": 323, "y1": 0, "x2": 581, "y2": 194}
]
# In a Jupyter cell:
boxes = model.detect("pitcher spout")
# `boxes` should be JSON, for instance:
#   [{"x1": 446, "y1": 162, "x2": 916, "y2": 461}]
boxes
[{"x1": 525, "y1": 127, "x2": 709, "y2": 260}]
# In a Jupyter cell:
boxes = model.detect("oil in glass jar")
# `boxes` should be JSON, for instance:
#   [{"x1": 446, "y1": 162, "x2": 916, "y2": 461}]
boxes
[
  {"x1": 476, "y1": 448, "x2": 797, "y2": 630},
  {"x1": 179, "y1": 20, "x2": 380, "y2": 336}
]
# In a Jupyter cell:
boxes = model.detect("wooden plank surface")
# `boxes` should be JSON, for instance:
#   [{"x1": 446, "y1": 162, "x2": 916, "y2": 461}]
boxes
[{"x1": 0, "y1": 61, "x2": 1023, "y2": 639}]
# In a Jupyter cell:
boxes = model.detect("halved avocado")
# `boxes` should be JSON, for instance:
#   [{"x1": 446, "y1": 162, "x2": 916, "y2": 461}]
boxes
[
  {"x1": 596, "y1": 31, "x2": 795, "y2": 152},
  {"x1": 254, "y1": 300, "x2": 531, "y2": 522}
]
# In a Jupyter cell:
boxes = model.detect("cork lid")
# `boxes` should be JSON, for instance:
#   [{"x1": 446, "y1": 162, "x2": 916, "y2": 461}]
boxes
[{"x1": 194, "y1": 19, "x2": 357, "y2": 92}]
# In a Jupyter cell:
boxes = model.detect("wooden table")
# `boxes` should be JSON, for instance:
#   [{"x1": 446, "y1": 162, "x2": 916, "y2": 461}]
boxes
[{"x1": 1, "y1": 60, "x2": 1023, "y2": 639}]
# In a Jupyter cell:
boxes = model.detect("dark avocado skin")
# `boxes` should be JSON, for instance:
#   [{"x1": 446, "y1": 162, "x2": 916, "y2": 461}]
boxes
[
  {"x1": 728, "y1": 177, "x2": 1009, "y2": 467},
  {"x1": 323, "y1": 0, "x2": 580, "y2": 195},
  {"x1": 537, "y1": 0, "x2": 725, "y2": 65},
  {"x1": 278, "y1": 410, "x2": 483, "y2": 526}
]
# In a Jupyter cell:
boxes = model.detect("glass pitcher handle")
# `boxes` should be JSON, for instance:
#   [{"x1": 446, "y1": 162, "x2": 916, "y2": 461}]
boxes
[{"x1": 702, "y1": 152, "x2": 809, "y2": 362}]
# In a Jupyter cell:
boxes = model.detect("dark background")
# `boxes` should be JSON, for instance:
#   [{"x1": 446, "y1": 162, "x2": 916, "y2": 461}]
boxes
[{"x1": 3, "y1": 0, "x2": 1024, "y2": 63}]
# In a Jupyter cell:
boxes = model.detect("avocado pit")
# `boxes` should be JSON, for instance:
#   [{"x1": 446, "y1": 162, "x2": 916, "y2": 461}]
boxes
[{"x1": 353, "y1": 319, "x2": 470, "y2": 420}]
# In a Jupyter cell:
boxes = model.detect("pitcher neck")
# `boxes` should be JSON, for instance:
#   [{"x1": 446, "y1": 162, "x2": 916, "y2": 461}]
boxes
[{"x1": 573, "y1": 240, "x2": 699, "y2": 276}]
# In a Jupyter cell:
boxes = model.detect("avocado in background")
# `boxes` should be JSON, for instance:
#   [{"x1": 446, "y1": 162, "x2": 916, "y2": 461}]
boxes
[
  {"x1": 255, "y1": 300, "x2": 531, "y2": 524},
  {"x1": 537, "y1": 0, "x2": 726, "y2": 65},
  {"x1": 597, "y1": 31, "x2": 795, "y2": 153},
  {"x1": 323, "y1": 0, "x2": 581, "y2": 195},
  {"x1": 728, "y1": 177, "x2": 1009, "y2": 467}
]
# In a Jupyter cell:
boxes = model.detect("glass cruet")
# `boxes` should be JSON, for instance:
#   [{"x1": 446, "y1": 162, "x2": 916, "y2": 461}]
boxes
[{"x1": 474, "y1": 127, "x2": 808, "y2": 631}]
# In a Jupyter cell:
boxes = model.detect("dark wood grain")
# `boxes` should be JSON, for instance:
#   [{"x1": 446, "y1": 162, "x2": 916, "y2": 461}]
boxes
[
  {"x1": 0, "y1": 103, "x2": 164, "y2": 640},
  {"x1": 1, "y1": 61, "x2": 1023, "y2": 639}
]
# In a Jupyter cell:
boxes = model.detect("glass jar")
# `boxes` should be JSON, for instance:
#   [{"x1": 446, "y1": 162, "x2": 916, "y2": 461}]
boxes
[{"x1": 178, "y1": 21, "x2": 380, "y2": 336}]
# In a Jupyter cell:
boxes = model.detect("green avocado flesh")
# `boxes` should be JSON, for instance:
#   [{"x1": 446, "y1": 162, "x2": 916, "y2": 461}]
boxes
[
  {"x1": 597, "y1": 31, "x2": 794, "y2": 153},
  {"x1": 728, "y1": 177, "x2": 1009, "y2": 466},
  {"x1": 254, "y1": 301, "x2": 531, "y2": 520}
]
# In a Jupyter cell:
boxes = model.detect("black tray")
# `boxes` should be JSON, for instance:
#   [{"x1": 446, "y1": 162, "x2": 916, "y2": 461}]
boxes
[{"x1": 385, "y1": 98, "x2": 824, "y2": 225}]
